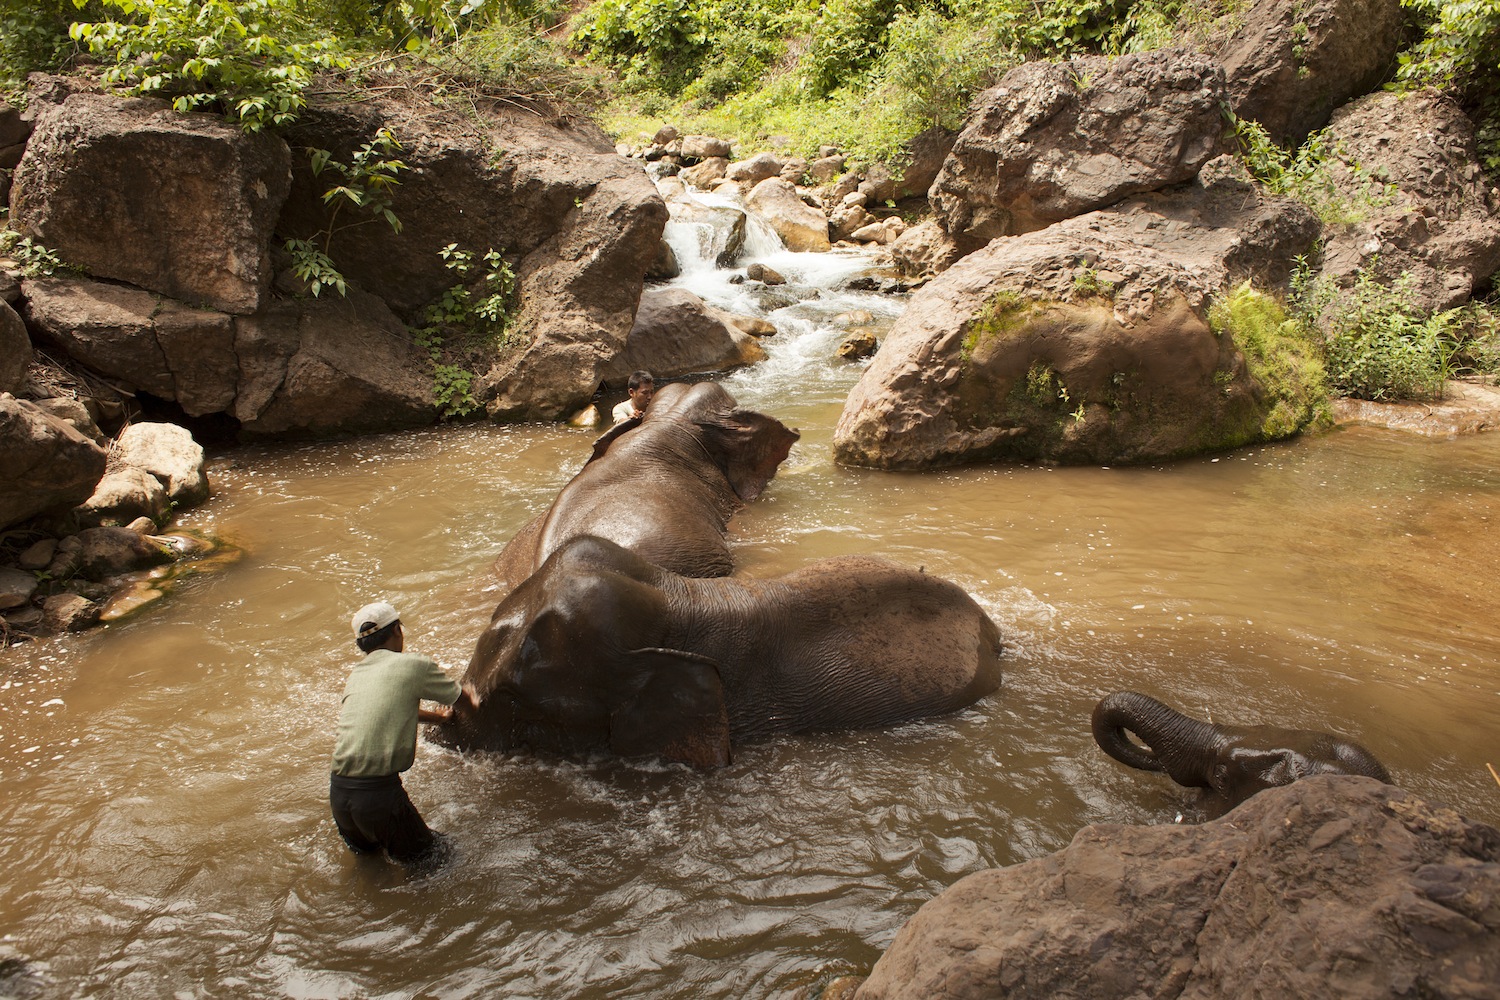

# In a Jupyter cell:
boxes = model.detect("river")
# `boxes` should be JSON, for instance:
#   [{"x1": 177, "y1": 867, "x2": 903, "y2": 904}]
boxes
[{"x1": 0, "y1": 197, "x2": 1497, "y2": 998}]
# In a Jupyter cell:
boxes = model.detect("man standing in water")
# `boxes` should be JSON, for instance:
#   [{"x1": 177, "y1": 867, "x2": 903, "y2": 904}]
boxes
[
  {"x1": 611, "y1": 370, "x2": 655, "y2": 424},
  {"x1": 330, "y1": 601, "x2": 464, "y2": 864}
]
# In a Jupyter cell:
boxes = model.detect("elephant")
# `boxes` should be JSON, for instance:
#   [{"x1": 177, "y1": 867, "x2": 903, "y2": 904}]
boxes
[
  {"x1": 1091, "y1": 691, "x2": 1391, "y2": 808},
  {"x1": 442, "y1": 534, "x2": 1005, "y2": 767},
  {"x1": 492, "y1": 381, "x2": 799, "y2": 595}
]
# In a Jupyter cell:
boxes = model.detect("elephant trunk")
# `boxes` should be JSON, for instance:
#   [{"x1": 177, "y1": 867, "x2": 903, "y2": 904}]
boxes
[{"x1": 1092, "y1": 691, "x2": 1225, "y2": 790}]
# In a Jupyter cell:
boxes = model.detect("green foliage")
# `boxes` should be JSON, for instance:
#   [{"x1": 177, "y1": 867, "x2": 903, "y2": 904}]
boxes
[
  {"x1": 571, "y1": 0, "x2": 713, "y2": 92},
  {"x1": 286, "y1": 128, "x2": 407, "y2": 297},
  {"x1": 1233, "y1": 117, "x2": 1399, "y2": 224},
  {"x1": 1396, "y1": 0, "x2": 1500, "y2": 173},
  {"x1": 0, "y1": 2, "x2": 102, "y2": 96},
  {"x1": 69, "y1": 0, "x2": 350, "y2": 131},
  {"x1": 1297, "y1": 269, "x2": 1459, "y2": 402},
  {"x1": 1445, "y1": 297, "x2": 1500, "y2": 379},
  {"x1": 413, "y1": 243, "x2": 518, "y2": 417},
  {"x1": 0, "y1": 229, "x2": 70, "y2": 277},
  {"x1": 1208, "y1": 283, "x2": 1328, "y2": 438}
]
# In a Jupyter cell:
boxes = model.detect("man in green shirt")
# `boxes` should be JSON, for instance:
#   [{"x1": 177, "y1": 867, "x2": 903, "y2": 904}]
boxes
[{"x1": 330, "y1": 600, "x2": 464, "y2": 863}]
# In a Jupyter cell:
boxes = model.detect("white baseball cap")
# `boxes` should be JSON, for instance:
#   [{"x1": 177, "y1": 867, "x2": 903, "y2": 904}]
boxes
[{"x1": 351, "y1": 601, "x2": 400, "y2": 639}]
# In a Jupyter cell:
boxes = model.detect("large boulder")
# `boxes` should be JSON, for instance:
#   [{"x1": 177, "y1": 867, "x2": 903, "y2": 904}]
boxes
[
  {"x1": 275, "y1": 85, "x2": 668, "y2": 421},
  {"x1": 895, "y1": 126, "x2": 957, "y2": 201},
  {"x1": 835, "y1": 163, "x2": 1322, "y2": 469},
  {"x1": 856, "y1": 777, "x2": 1499, "y2": 999},
  {"x1": 0, "y1": 299, "x2": 28, "y2": 393},
  {"x1": 22, "y1": 275, "x2": 436, "y2": 438},
  {"x1": 602, "y1": 286, "x2": 767, "y2": 382},
  {"x1": 1219, "y1": 0, "x2": 1408, "y2": 145},
  {"x1": 75, "y1": 465, "x2": 170, "y2": 528},
  {"x1": 931, "y1": 50, "x2": 1227, "y2": 250},
  {"x1": 0, "y1": 393, "x2": 107, "y2": 529},
  {"x1": 231, "y1": 289, "x2": 436, "y2": 438},
  {"x1": 0, "y1": 101, "x2": 32, "y2": 168},
  {"x1": 745, "y1": 177, "x2": 833, "y2": 252},
  {"x1": 9, "y1": 92, "x2": 291, "y2": 314},
  {"x1": 1317, "y1": 89, "x2": 1500, "y2": 312}
]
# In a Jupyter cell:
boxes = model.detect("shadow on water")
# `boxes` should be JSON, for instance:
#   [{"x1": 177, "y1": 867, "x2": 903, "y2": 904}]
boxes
[{"x1": 2, "y1": 190, "x2": 1499, "y2": 995}]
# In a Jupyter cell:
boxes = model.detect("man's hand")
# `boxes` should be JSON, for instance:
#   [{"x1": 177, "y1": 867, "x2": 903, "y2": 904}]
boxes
[{"x1": 418, "y1": 704, "x2": 453, "y2": 724}]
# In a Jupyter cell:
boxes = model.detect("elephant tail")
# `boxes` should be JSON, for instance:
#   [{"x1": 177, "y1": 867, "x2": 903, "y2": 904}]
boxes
[{"x1": 1091, "y1": 691, "x2": 1220, "y2": 788}]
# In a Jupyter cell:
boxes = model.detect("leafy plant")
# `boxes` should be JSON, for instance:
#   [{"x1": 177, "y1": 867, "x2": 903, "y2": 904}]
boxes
[
  {"x1": 1297, "y1": 270, "x2": 1458, "y2": 402},
  {"x1": 69, "y1": 0, "x2": 349, "y2": 132},
  {"x1": 412, "y1": 243, "x2": 518, "y2": 417},
  {"x1": 0, "y1": 230, "x2": 70, "y2": 277},
  {"x1": 1233, "y1": 116, "x2": 1399, "y2": 224},
  {"x1": 1396, "y1": 0, "x2": 1500, "y2": 174},
  {"x1": 286, "y1": 128, "x2": 407, "y2": 297}
]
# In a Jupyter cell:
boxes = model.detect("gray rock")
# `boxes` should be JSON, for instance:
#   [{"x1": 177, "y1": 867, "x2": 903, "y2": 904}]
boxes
[
  {"x1": 10, "y1": 92, "x2": 291, "y2": 314},
  {"x1": 932, "y1": 49, "x2": 1227, "y2": 249},
  {"x1": 43, "y1": 593, "x2": 99, "y2": 633},
  {"x1": 30, "y1": 397, "x2": 104, "y2": 444},
  {"x1": 837, "y1": 329, "x2": 878, "y2": 360},
  {"x1": 22, "y1": 276, "x2": 174, "y2": 398},
  {"x1": 680, "y1": 134, "x2": 732, "y2": 160},
  {"x1": 0, "y1": 394, "x2": 107, "y2": 530},
  {"x1": 603, "y1": 286, "x2": 767, "y2": 382},
  {"x1": 857, "y1": 777, "x2": 1499, "y2": 1000},
  {"x1": 276, "y1": 91, "x2": 666, "y2": 422},
  {"x1": 679, "y1": 156, "x2": 728, "y2": 188},
  {"x1": 889, "y1": 220, "x2": 964, "y2": 278},
  {"x1": 779, "y1": 157, "x2": 810, "y2": 185},
  {"x1": 725, "y1": 151, "x2": 783, "y2": 186},
  {"x1": 651, "y1": 125, "x2": 679, "y2": 146},
  {"x1": 1220, "y1": 0, "x2": 1407, "y2": 145},
  {"x1": 116, "y1": 422, "x2": 209, "y2": 507},
  {"x1": 1316, "y1": 89, "x2": 1500, "y2": 312},
  {"x1": 17, "y1": 538, "x2": 56, "y2": 571},
  {"x1": 747, "y1": 178, "x2": 832, "y2": 252},
  {"x1": 0, "y1": 299, "x2": 29, "y2": 394},
  {"x1": 0, "y1": 567, "x2": 37, "y2": 610},
  {"x1": 810, "y1": 155, "x2": 846, "y2": 184},
  {"x1": 835, "y1": 172, "x2": 1322, "y2": 469},
  {"x1": 76, "y1": 466, "x2": 170, "y2": 528},
  {"x1": 73, "y1": 526, "x2": 173, "y2": 581},
  {"x1": 745, "y1": 263, "x2": 786, "y2": 285},
  {"x1": 894, "y1": 127, "x2": 957, "y2": 201},
  {"x1": 233, "y1": 288, "x2": 436, "y2": 438}
]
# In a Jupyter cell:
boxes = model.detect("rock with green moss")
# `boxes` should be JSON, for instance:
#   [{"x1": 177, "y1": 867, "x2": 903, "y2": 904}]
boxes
[{"x1": 834, "y1": 170, "x2": 1325, "y2": 469}]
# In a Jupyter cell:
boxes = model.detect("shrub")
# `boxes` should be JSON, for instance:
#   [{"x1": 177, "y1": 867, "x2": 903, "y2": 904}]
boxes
[
  {"x1": 70, "y1": 0, "x2": 350, "y2": 131},
  {"x1": 1396, "y1": 0, "x2": 1500, "y2": 174},
  {"x1": 1299, "y1": 270, "x2": 1459, "y2": 402},
  {"x1": 1233, "y1": 117, "x2": 1399, "y2": 224}
]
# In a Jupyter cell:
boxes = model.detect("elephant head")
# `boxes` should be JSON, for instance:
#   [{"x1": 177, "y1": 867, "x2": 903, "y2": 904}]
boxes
[
  {"x1": 1091, "y1": 691, "x2": 1391, "y2": 807},
  {"x1": 443, "y1": 535, "x2": 1004, "y2": 767},
  {"x1": 491, "y1": 382, "x2": 799, "y2": 595}
]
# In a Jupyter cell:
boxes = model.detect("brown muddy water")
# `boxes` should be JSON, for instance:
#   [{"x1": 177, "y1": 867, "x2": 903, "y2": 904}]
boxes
[{"x1": 2, "y1": 250, "x2": 1499, "y2": 998}]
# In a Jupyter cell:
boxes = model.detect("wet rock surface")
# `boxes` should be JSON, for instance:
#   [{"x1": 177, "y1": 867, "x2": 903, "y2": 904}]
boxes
[{"x1": 857, "y1": 777, "x2": 1500, "y2": 1000}]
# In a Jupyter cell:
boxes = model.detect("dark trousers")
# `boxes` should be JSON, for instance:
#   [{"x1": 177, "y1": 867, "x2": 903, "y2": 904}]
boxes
[{"x1": 329, "y1": 772, "x2": 436, "y2": 862}]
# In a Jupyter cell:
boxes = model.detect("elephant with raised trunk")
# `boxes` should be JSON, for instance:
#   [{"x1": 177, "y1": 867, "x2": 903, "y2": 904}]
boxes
[
  {"x1": 1092, "y1": 691, "x2": 1391, "y2": 808},
  {"x1": 492, "y1": 381, "x2": 799, "y2": 595},
  {"x1": 444, "y1": 535, "x2": 1005, "y2": 767}
]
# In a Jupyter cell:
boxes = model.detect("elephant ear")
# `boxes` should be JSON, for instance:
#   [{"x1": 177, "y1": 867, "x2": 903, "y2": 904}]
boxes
[
  {"x1": 610, "y1": 648, "x2": 731, "y2": 768},
  {"x1": 698, "y1": 411, "x2": 800, "y2": 501}
]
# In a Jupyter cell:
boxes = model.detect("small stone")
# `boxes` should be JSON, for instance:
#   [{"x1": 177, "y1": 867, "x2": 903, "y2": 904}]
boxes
[
  {"x1": 99, "y1": 583, "x2": 166, "y2": 622},
  {"x1": 0, "y1": 567, "x2": 38, "y2": 609},
  {"x1": 126, "y1": 516, "x2": 156, "y2": 534},
  {"x1": 17, "y1": 538, "x2": 57, "y2": 570},
  {"x1": 567, "y1": 405, "x2": 601, "y2": 429},
  {"x1": 746, "y1": 263, "x2": 786, "y2": 285},
  {"x1": 43, "y1": 593, "x2": 99, "y2": 632},
  {"x1": 837, "y1": 329, "x2": 879, "y2": 360},
  {"x1": 3, "y1": 604, "x2": 43, "y2": 631}
]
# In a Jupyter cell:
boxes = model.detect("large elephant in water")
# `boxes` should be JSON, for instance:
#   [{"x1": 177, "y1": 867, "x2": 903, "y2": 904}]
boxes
[
  {"x1": 1092, "y1": 691, "x2": 1391, "y2": 808},
  {"x1": 443, "y1": 535, "x2": 1005, "y2": 766},
  {"x1": 492, "y1": 381, "x2": 799, "y2": 595}
]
